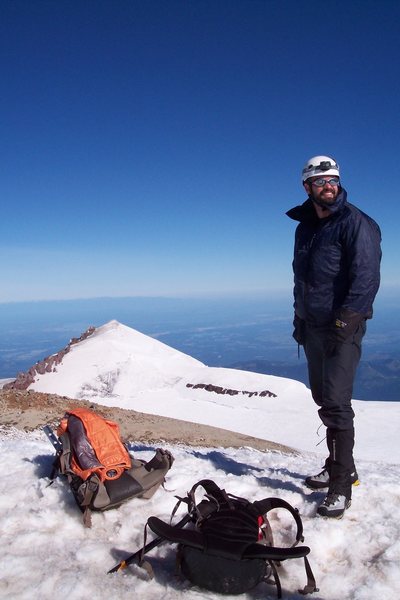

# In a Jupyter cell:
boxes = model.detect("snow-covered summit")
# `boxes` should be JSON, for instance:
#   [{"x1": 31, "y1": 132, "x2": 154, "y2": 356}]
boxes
[
  {"x1": 85, "y1": 319, "x2": 203, "y2": 365},
  {"x1": 30, "y1": 318, "x2": 203, "y2": 397}
]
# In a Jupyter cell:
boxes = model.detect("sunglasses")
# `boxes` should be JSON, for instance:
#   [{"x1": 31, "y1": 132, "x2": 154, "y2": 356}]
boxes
[{"x1": 311, "y1": 177, "x2": 340, "y2": 187}]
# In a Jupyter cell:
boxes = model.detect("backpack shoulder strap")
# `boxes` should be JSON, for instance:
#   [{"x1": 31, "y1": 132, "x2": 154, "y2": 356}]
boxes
[
  {"x1": 253, "y1": 497, "x2": 304, "y2": 545},
  {"x1": 189, "y1": 479, "x2": 229, "y2": 505},
  {"x1": 252, "y1": 497, "x2": 318, "y2": 595},
  {"x1": 243, "y1": 542, "x2": 310, "y2": 561},
  {"x1": 147, "y1": 516, "x2": 204, "y2": 549},
  {"x1": 186, "y1": 479, "x2": 235, "y2": 522}
]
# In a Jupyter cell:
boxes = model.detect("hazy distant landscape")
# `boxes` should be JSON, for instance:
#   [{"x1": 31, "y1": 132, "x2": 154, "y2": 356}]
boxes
[{"x1": 1, "y1": 295, "x2": 399, "y2": 401}]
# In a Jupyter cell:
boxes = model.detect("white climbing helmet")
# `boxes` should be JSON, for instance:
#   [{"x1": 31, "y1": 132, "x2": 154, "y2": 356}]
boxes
[{"x1": 302, "y1": 155, "x2": 340, "y2": 182}]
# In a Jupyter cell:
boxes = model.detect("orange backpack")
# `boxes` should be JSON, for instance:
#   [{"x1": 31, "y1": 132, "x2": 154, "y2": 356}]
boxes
[
  {"x1": 57, "y1": 408, "x2": 131, "y2": 482},
  {"x1": 45, "y1": 408, "x2": 174, "y2": 526}
]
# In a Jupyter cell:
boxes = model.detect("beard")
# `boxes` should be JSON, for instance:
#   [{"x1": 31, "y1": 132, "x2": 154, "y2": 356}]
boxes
[{"x1": 310, "y1": 186, "x2": 340, "y2": 209}]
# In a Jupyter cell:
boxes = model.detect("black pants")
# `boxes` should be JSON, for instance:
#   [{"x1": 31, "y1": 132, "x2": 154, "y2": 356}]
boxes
[{"x1": 304, "y1": 321, "x2": 366, "y2": 497}]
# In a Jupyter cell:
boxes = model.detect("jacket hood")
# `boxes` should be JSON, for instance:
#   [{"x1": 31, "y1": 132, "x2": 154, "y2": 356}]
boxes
[{"x1": 286, "y1": 187, "x2": 348, "y2": 222}]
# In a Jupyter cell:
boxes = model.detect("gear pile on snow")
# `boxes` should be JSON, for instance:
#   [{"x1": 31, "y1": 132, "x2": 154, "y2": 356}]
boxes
[{"x1": 45, "y1": 408, "x2": 174, "y2": 526}]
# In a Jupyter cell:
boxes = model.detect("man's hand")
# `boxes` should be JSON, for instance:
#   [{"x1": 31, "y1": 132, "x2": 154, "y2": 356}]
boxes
[{"x1": 325, "y1": 308, "x2": 364, "y2": 356}]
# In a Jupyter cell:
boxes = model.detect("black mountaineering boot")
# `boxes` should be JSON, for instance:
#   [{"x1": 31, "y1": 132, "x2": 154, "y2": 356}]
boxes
[
  {"x1": 317, "y1": 492, "x2": 351, "y2": 519},
  {"x1": 305, "y1": 468, "x2": 359, "y2": 490},
  {"x1": 316, "y1": 428, "x2": 355, "y2": 518},
  {"x1": 305, "y1": 427, "x2": 359, "y2": 490}
]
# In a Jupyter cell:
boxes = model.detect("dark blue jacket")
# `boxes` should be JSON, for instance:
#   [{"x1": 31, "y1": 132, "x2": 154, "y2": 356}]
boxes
[{"x1": 286, "y1": 188, "x2": 381, "y2": 326}]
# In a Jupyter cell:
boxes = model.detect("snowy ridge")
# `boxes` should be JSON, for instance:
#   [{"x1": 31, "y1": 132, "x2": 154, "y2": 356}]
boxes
[{"x1": 28, "y1": 320, "x2": 400, "y2": 461}]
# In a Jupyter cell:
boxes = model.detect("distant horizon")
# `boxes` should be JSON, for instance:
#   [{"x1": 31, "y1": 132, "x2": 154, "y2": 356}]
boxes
[
  {"x1": 0, "y1": 289, "x2": 291, "y2": 305},
  {"x1": 0, "y1": 283, "x2": 399, "y2": 306}
]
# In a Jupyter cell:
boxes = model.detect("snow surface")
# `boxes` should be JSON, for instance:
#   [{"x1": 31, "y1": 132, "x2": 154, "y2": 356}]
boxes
[{"x1": 1, "y1": 320, "x2": 399, "y2": 599}]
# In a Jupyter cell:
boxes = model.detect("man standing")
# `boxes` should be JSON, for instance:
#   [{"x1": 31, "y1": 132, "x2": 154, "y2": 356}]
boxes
[{"x1": 287, "y1": 155, "x2": 381, "y2": 518}]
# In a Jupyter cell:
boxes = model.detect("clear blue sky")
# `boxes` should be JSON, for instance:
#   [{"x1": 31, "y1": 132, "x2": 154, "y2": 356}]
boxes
[{"x1": 1, "y1": 0, "x2": 399, "y2": 303}]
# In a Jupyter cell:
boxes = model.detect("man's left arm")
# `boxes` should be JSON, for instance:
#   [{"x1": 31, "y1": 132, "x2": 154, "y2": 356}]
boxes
[{"x1": 333, "y1": 213, "x2": 382, "y2": 342}]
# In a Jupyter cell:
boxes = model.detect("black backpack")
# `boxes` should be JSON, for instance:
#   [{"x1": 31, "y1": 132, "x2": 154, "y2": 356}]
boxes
[
  {"x1": 110, "y1": 478, "x2": 317, "y2": 597},
  {"x1": 44, "y1": 411, "x2": 174, "y2": 527}
]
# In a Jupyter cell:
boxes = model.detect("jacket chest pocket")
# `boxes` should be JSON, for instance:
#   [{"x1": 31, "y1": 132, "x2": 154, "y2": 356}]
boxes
[{"x1": 310, "y1": 236, "x2": 343, "y2": 279}]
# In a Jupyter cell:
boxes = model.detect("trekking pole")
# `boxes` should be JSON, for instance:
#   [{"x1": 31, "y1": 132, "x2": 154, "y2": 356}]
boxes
[{"x1": 107, "y1": 513, "x2": 191, "y2": 574}]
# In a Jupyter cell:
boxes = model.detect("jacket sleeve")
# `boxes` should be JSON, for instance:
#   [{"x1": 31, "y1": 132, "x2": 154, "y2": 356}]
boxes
[{"x1": 339, "y1": 211, "x2": 382, "y2": 319}]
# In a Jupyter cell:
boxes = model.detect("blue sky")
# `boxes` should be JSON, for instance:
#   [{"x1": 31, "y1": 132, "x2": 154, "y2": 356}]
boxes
[{"x1": 1, "y1": 0, "x2": 399, "y2": 303}]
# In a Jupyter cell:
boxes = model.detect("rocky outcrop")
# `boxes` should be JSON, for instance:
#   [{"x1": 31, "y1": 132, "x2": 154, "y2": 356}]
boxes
[
  {"x1": 4, "y1": 326, "x2": 96, "y2": 391},
  {"x1": 186, "y1": 383, "x2": 277, "y2": 398}
]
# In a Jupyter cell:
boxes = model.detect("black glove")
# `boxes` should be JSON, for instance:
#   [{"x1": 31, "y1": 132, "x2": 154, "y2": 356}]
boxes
[
  {"x1": 292, "y1": 315, "x2": 306, "y2": 346},
  {"x1": 325, "y1": 308, "x2": 364, "y2": 357}
]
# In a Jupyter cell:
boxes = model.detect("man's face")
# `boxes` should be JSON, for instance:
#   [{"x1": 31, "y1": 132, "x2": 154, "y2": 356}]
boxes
[{"x1": 304, "y1": 176, "x2": 340, "y2": 206}]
